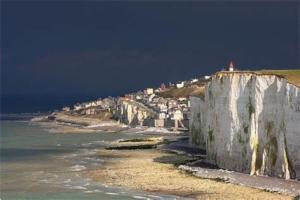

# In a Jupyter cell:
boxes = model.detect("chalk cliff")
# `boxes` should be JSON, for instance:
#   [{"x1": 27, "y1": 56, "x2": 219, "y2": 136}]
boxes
[
  {"x1": 190, "y1": 72, "x2": 300, "y2": 179},
  {"x1": 116, "y1": 99, "x2": 156, "y2": 126}
]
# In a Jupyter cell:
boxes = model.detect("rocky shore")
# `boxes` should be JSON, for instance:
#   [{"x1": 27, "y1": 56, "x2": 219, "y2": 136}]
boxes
[
  {"x1": 84, "y1": 135, "x2": 297, "y2": 199},
  {"x1": 87, "y1": 148, "x2": 293, "y2": 199},
  {"x1": 31, "y1": 112, "x2": 128, "y2": 133},
  {"x1": 31, "y1": 112, "x2": 299, "y2": 199}
]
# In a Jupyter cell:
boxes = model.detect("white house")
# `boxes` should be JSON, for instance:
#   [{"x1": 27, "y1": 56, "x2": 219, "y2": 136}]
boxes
[
  {"x1": 74, "y1": 104, "x2": 83, "y2": 110},
  {"x1": 173, "y1": 110, "x2": 183, "y2": 120},
  {"x1": 167, "y1": 99, "x2": 177, "y2": 109},
  {"x1": 135, "y1": 95, "x2": 142, "y2": 100},
  {"x1": 148, "y1": 94, "x2": 156, "y2": 102},
  {"x1": 84, "y1": 102, "x2": 92, "y2": 108},
  {"x1": 190, "y1": 78, "x2": 198, "y2": 83},
  {"x1": 96, "y1": 100, "x2": 102, "y2": 106},
  {"x1": 158, "y1": 112, "x2": 167, "y2": 119},
  {"x1": 178, "y1": 97, "x2": 187, "y2": 101},
  {"x1": 62, "y1": 106, "x2": 70, "y2": 112},
  {"x1": 176, "y1": 81, "x2": 185, "y2": 88},
  {"x1": 145, "y1": 88, "x2": 154, "y2": 95},
  {"x1": 154, "y1": 119, "x2": 165, "y2": 128},
  {"x1": 158, "y1": 104, "x2": 168, "y2": 112}
]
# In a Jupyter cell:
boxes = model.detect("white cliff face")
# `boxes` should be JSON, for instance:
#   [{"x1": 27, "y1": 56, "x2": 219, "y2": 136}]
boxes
[
  {"x1": 189, "y1": 97, "x2": 206, "y2": 149},
  {"x1": 118, "y1": 100, "x2": 155, "y2": 126},
  {"x1": 190, "y1": 73, "x2": 300, "y2": 179}
]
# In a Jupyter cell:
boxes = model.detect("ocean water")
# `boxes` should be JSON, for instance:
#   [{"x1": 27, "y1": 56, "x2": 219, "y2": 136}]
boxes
[{"x1": 0, "y1": 116, "x2": 180, "y2": 200}]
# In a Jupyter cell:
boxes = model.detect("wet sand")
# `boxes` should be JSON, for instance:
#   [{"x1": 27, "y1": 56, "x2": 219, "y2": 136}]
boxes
[
  {"x1": 31, "y1": 112, "x2": 129, "y2": 133},
  {"x1": 87, "y1": 149, "x2": 292, "y2": 200},
  {"x1": 31, "y1": 114, "x2": 297, "y2": 199}
]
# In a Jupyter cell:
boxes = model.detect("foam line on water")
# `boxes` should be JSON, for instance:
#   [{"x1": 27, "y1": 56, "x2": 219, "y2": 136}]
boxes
[
  {"x1": 105, "y1": 192, "x2": 119, "y2": 195},
  {"x1": 69, "y1": 165, "x2": 87, "y2": 171},
  {"x1": 133, "y1": 195, "x2": 152, "y2": 200},
  {"x1": 69, "y1": 185, "x2": 87, "y2": 190}
]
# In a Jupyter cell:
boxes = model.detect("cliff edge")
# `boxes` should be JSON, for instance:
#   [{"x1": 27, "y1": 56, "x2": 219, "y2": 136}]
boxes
[{"x1": 190, "y1": 71, "x2": 300, "y2": 179}]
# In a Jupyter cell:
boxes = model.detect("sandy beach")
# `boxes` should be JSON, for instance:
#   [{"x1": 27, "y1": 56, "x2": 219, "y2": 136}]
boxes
[
  {"x1": 31, "y1": 113, "x2": 297, "y2": 199},
  {"x1": 87, "y1": 148, "x2": 292, "y2": 200}
]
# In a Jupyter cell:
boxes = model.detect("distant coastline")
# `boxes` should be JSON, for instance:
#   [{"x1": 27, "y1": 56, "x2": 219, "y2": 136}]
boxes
[{"x1": 0, "y1": 94, "x2": 108, "y2": 114}]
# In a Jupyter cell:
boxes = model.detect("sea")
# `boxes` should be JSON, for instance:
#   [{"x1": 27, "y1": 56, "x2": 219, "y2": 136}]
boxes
[{"x1": 0, "y1": 114, "x2": 181, "y2": 200}]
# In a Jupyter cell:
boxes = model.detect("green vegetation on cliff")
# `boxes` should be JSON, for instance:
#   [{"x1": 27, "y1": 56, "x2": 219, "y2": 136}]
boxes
[
  {"x1": 157, "y1": 85, "x2": 205, "y2": 98},
  {"x1": 158, "y1": 70, "x2": 300, "y2": 98},
  {"x1": 157, "y1": 80, "x2": 208, "y2": 98},
  {"x1": 257, "y1": 70, "x2": 300, "y2": 88}
]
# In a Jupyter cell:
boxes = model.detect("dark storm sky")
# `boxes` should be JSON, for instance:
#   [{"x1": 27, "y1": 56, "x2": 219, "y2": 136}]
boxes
[{"x1": 1, "y1": 1, "x2": 299, "y2": 96}]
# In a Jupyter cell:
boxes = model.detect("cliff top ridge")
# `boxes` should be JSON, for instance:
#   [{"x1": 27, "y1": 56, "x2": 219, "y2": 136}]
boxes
[{"x1": 216, "y1": 70, "x2": 300, "y2": 88}]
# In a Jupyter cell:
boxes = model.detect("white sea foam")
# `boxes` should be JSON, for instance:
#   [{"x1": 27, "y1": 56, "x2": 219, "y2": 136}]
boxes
[
  {"x1": 81, "y1": 142, "x2": 93, "y2": 147},
  {"x1": 86, "y1": 122, "x2": 124, "y2": 128},
  {"x1": 69, "y1": 165, "x2": 87, "y2": 172},
  {"x1": 84, "y1": 157, "x2": 103, "y2": 162},
  {"x1": 65, "y1": 153, "x2": 79, "y2": 158},
  {"x1": 78, "y1": 149, "x2": 98, "y2": 156},
  {"x1": 140, "y1": 127, "x2": 180, "y2": 134},
  {"x1": 133, "y1": 195, "x2": 151, "y2": 200},
  {"x1": 84, "y1": 189, "x2": 102, "y2": 193},
  {"x1": 69, "y1": 185, "x2": 87, "y2": 190},
  {"x1": 63, "y1": 179, "x2": 71, "y2": 183},
  {"x1": 39, "y1": 179, "x2": 50, "y2": 183},
  {"x1": 147, "y1": 194, "x2": 163, "y2": 199},
  {"x1": 105, "y1": 192, "x2": 119, "y2": 195}
]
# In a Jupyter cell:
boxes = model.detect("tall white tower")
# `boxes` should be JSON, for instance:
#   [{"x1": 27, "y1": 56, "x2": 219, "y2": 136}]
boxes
[{"x1": 228, "y1": 61, "x2": 234, "y2": 71}]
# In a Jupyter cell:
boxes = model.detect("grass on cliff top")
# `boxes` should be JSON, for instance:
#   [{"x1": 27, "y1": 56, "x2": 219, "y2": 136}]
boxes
[
  {"x1": 217, "y1": 69, "x2": 300, "y2": 88},
  {"x1": 158, "y1": 70, "x2": 300, "y2": 98},
  {"x1": 257, "y1": 70, "x2": 300, "y2": 87},
  {"x1": 157, "y1": 85, "x2": 205, "y2": 98}
]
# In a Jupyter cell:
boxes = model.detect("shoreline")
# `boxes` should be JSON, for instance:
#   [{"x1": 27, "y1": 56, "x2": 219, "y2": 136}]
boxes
[
  {"x1": 85, "y1": 136, "x2": 296, "y2": 199},
  {"x1": 31, "y1": 113, "x2": 298, "y2": 199},
  {"x1": 86, "y1": 147, "x2": 293, "y2": 200},
  {"x1": 31, "y1": 112, "x2": 129, "y2": 133},
  {"x1": 31, "y1": 112, "x2": 182, "y2": 135}
]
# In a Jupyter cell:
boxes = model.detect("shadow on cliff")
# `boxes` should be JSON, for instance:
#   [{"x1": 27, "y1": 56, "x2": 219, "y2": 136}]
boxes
[
  {"x1": 232, "y1": 76, "x2": 254, "y2": 173},
  {"x1": 255, "y1": 78, "x2": 296, "y2": 178}
]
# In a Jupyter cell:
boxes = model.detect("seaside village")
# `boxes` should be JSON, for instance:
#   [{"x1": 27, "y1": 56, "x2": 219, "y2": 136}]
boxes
[
  {"x1": 61, "y1": 63, "x2": 235, "y2": 131},
  {"x1": 62, "y1": 73, "x2": 211, "y2": 131}
]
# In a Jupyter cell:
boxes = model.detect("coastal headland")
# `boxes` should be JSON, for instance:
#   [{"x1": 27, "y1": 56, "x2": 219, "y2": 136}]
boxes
[{"x1": 32, "y1": 69, "x2": 300, "y2": 199}]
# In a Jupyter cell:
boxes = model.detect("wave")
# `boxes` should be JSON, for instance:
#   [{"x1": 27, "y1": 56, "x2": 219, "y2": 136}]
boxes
[
  {"x1": 69, "y1": 165, "x2": 87, "y2": 172},
  {"x1": 84, "y1": 189, "x2": 102, "y2": 193},
  {"x1": 133, "y1": 195, "x2": 151, "y2": 200},
  {"x1": 147, "y1": 194, "x2": 163, "y2": 199},
  {"x1": 105, "y1": 192, "x2": 119, "y2": 195},
  {"x1": 68, "y1": 185, "x2": 87, "y2": 190},
  {"x1": 63, "y1": 179, "x2": 71, "y2": 183},
  {"x1": 0, "y1": 113, "x2": 47, "y2": 121}
]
